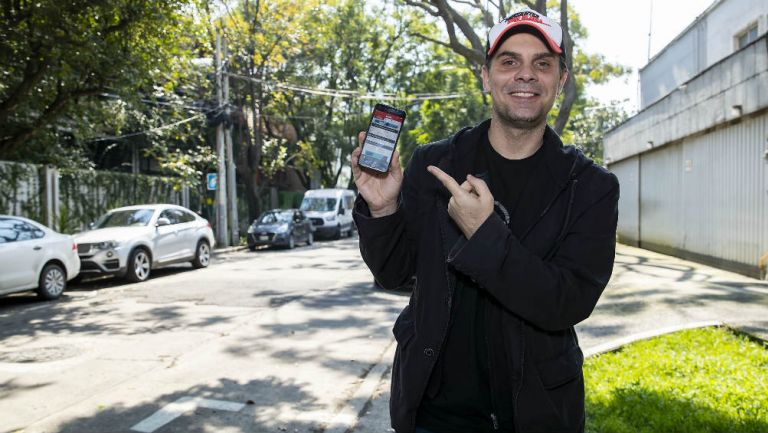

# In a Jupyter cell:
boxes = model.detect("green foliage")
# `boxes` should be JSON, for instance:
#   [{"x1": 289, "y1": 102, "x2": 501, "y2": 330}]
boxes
[
  {"x1": 562, "y1": 101, "x2": 628, "y2": 165},
  {"x1": 0, "y1": 162, "x2": 44, "y2": 221},
  {"x1": 58, "y1": 168, "x2": 194, "y2": 233},
  {"x1": 584, "y1": 327, "x2": 768, "y2": 433},
  {"x1": 0, "y1": 0, "x2": 206, "y2": 163}
]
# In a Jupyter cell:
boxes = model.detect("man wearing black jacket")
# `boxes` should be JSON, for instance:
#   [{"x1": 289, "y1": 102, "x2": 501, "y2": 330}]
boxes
[{"x1": 351, "y1": 8, "x2": 619, "y2": 433}]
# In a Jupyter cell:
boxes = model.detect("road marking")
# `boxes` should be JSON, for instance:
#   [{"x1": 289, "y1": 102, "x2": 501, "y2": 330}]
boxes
[{"x1": 130, "y1": 396, "x2": 245, "y2": 433}]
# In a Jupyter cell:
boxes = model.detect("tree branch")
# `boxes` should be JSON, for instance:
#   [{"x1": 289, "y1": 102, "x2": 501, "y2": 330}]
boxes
[
  {"x1": 0, "y1": 86, "x2": 103, "y2": 157},
  {"x1": 0, "y1": 52, "x2": 50, "y2": 123}
]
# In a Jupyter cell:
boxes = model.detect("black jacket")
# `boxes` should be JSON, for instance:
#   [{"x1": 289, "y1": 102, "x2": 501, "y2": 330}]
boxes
[{"x1": 354, "y1": 120, "x2": 619, "y2": 433}]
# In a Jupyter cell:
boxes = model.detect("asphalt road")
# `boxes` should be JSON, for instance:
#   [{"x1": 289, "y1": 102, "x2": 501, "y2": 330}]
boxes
[{"x1": 0, "y1": 236, "x2": 408, "y2": 433}]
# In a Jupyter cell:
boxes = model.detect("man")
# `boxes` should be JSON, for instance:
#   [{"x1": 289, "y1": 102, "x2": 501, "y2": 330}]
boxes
[{"x1": 352, "y1": 8, "x2": 618, "y2": 433}]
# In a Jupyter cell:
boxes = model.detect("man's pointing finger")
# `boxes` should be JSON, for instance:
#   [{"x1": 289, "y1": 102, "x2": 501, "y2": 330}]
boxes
[{"x1": 427, "y1": 165, "x2": 463, "y2": 197}]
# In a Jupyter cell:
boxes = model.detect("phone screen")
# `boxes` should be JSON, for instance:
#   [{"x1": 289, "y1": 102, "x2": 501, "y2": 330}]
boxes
[{"x1": 359, "y1": 104, "x2": 406, "y2": 173}]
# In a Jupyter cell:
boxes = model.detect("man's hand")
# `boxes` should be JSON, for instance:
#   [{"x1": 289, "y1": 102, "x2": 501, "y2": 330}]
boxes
[
  {"x1": 427, "y1": 165, "x2": 494, "y2": 239},
  {"x1": 352, "y1": 131, "x2": 403, "y2": 217}
]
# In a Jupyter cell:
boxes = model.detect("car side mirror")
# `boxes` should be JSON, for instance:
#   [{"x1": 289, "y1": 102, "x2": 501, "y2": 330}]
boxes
[
  {"x1": 156, "y1": 217, "x2": 171, "y2": 227},
  {"x1": 338, "y1": 207, "x2": 345, "y2": 215}
]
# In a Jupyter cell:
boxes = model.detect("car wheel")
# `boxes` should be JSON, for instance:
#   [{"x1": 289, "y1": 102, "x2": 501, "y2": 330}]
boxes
[
  {"x1": 333, "y1": 224, "x2": 341, "y2": 240},
  {"x1": 37, "y1": 263, "x2": 66, "y2": 300},
  {"x1": 248, "y1": 244, "x2": 257, "y2": 252},
  {"x1": 287, "y1": 234, "x2": 295, "y2": 249},
  {"x1": 126, "y1": 248, "x2": 151, "y2": 283},
  {"x1": 307, "y1": 231, "x2": 313, "y2": 246},
  {"x1": 191, "y1": 240, "x2": 211, "y2": 269}
]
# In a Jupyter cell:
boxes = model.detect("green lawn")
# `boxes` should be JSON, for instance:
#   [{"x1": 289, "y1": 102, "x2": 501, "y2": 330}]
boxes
[{"x1": 584, "y1": 327, "x2": 768, "y2": 433}]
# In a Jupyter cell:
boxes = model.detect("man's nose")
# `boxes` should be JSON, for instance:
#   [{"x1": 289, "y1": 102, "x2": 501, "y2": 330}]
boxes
[{"x1": 514, "y1": 63, "x2": 537, "y2": 82}]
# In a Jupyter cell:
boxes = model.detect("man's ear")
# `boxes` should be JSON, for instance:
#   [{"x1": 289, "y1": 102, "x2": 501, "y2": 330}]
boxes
[{"x1": 481, "y1": 64, "x2": 490, "y2": 92}]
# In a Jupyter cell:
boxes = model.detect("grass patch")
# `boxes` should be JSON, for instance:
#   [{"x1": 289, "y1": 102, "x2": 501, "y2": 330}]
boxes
[{"x1": 584, "y1": 327, "x2": 768, "y2": 433}]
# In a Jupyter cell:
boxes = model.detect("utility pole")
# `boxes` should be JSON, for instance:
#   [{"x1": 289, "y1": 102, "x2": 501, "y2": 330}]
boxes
[
  {"x1": 223, "y1": 39, "x2": 239, "y2": 246},
  {"x1": 215, "y1": 32, "x2": 229, "y2": 247}
]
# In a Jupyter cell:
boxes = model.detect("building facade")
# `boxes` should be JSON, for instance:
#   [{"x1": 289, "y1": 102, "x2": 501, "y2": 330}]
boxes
[{"x1": 604, "y1": 0, "x2": 768, "y2": 278}]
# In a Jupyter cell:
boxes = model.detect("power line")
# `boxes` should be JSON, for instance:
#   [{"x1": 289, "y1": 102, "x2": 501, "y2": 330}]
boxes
[
  {"x1": 86, "y1": 113, "x2": 207, "y2": 143},
  {"x1": 225, "y1": 73, "x2": 475, "y2": 102}
]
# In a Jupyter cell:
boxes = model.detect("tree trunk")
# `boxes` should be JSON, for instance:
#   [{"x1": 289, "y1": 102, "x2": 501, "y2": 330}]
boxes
[{"x1": 553, "y1": 0, "x2": 576, "y2": 135}]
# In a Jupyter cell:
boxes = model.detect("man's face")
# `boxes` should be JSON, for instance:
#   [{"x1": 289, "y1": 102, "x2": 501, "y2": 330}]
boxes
[{"x1": 482, "y1": 32, "x2": 568, "y2": 130}]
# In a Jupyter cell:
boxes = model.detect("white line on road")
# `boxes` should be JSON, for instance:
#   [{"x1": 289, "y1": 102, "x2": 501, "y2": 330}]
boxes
[{"x1": 130, "y1": 396, "x2": 245, "y2": 433}]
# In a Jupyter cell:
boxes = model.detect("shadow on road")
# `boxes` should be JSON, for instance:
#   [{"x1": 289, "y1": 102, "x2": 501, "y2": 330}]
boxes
[{"x1": 52, "y1": 377, "x2": 326, "y2": 433}]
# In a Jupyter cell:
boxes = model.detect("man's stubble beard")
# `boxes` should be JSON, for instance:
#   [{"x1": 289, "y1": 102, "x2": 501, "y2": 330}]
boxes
[{"x1": 492, "y1": 100, "x2": 549, "y2": 131}]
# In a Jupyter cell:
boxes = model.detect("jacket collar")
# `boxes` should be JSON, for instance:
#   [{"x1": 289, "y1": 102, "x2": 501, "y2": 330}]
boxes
[{"x1": 443, "y1": 119, "x2": 586, "y2": 188}]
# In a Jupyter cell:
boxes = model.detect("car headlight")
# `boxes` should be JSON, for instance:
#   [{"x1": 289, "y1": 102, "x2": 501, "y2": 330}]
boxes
[
  {"x1": 324, "y1": 215, "x2": 335, "y2": 222},
  {"x1": 97, "y1": 240, "x2": 119, "y2": 250},
  {"x1": 276, "y1": 224, "x2": 289, "y2": 233},
  {"x1": 247, "y1": 225, "x2": 256, "y2": 234}
]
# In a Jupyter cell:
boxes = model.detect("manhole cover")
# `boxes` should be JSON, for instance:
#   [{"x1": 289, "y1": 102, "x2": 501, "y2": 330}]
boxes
[{"x1": 0, "y1": 346, "x2": 80, "y2": 363}]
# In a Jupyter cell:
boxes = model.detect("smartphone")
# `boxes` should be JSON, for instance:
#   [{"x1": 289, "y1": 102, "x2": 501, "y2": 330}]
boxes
[{"x1": 358, "y1": 103, "x2": 406, "y2": 173}]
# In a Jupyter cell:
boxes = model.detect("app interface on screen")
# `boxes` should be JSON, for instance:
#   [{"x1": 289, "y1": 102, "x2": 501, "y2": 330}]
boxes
[{"x1": 360, "y1": 109, "x2": 403, "y2": 172}]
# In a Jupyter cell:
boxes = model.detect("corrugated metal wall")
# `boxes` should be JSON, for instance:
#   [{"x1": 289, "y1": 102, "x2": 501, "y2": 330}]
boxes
[
  {"x1": 611, "y1": 157, "x2": 640, "y2": 246},
  {"x1": 678, "y1": 114, "x2": 767, "y2": 268},
  {"x1": 612, "y1": 113, "x2": 768, "y2": 276},
  {"x1": 639, "y1": 143, "x2": 685, "y2": 248}
]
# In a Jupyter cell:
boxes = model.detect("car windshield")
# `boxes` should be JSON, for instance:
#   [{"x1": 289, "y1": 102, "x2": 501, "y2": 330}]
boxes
[
  {"x1": 95, "y1": 209, "x2": 154, "y2": 228},
  {"x1": 300, "y1": 197, "x2": 337, "y2": 212},
  {"x1": 258, "y1": 211, "x2": 293, "y2": 224}
]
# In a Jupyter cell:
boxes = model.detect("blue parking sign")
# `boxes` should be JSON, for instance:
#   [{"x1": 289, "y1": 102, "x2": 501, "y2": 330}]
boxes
[{"x1": 206, "y1": 173, "x2": 218, "y2": 190}]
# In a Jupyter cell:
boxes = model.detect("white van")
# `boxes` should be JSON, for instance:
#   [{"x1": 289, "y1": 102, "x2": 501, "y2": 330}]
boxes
[{"x1": 300, "y1": 189, "x2": 356, "y2": 239}]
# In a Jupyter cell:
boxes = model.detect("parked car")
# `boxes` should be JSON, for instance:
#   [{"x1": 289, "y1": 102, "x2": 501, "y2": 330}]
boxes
[
  {"x1": 247, "y1": 209, "x2": 313, "y2": 250},
  {"x1": 0, "y1": 215, "x2": 80, "y2": 300},
  {"x1": 73, "y1": 204, "x2": 215, "y2": 283},
  {"x1": 299, "y1": 189, "x2": 356, "y2": 239}
]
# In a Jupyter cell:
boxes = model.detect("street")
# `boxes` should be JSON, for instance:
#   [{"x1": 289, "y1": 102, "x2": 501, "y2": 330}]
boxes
[
  {"x1": 3, "y1": 238, "x2": 768, "y2": 433},
  {"x1": 0, "y1": 237, "x2": 407, "y2": 433}
]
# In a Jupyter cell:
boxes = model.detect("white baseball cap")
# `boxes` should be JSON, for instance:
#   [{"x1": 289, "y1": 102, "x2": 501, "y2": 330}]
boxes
[{"x1": 486, "y1": 8, "x2": 564, "y2": 58}]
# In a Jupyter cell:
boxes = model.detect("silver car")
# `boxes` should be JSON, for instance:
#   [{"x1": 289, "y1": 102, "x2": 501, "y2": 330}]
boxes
[
  {"x1": 74, "y1": 204, "x2": 215, "y2": 282},
  {"x1": 0, "y1": 215, "x2": 80, "y2": 300}
]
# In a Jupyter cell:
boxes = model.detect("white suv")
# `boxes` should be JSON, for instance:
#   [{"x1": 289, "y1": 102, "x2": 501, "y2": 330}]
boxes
[{"x1": 74, "y1": 204, "x2": 215, "y2": 282}]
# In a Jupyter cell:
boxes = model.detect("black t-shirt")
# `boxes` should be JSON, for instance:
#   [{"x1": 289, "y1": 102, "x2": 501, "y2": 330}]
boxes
[{"x1": 416, "y1": 132, "x2": 545, "y2": 433}]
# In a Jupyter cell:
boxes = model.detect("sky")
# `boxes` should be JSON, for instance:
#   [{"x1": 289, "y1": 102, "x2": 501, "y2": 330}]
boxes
[{"x1": 569, "y1": 0, "x2": 715, "y2": 114}]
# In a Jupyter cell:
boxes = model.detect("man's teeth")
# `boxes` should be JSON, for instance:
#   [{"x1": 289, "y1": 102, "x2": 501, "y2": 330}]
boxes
[{"x1": 511, "y1": 92, "x2": 535, "y2": 96}]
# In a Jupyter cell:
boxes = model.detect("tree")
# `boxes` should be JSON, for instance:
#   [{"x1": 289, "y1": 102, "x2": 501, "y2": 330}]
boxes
[
  {"x1": 0, "y1": 0, "x2": 203, "y2": 161},
  {"x1": 396, "y1": 0, "x2": 627, "y2": 135}
]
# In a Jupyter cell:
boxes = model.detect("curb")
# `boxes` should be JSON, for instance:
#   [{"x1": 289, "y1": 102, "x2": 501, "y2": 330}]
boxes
[
  {"x1": 324, "y1": 339, "x2": 396, "y2": 433},
  {"x1": 583, "y1": 320, "x2": 725, "y2": 358},
  {"x1": 212, "y1": 245, "x2": 247, "y2": 255}
]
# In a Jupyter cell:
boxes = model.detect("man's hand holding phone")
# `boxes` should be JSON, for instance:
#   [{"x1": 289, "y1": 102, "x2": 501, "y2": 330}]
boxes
[{"x1": 352, "y1": 131, "x2": 402, "y2": 218}]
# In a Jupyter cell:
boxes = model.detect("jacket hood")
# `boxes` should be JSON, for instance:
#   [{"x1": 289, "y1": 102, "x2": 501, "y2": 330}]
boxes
[{"x1": 444, "y1": 119, "x2": 595, "y2": 188}]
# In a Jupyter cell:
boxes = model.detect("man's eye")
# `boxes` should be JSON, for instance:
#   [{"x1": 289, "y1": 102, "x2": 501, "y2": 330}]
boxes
[{"x1": 536, "y1": 61, "x2": 551, "y2": 68}]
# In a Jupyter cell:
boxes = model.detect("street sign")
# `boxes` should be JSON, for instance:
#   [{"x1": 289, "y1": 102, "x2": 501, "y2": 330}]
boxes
[{"x1": 206, "y1": 173, "x2": 218, "y2": 190}]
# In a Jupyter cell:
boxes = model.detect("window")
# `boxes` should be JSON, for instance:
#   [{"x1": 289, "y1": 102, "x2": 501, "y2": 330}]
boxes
[
  {"x1": 737, "y1": 23, "x2": 758, "y2": 50},
  {"x1": 177, "y1": 210, "x2": 197, "y2": 223},
  {"x1": 0, "y1": 218, "x2": 44, "y2": 243},
  {"x1": 159, "y1": 210, "x2": 179, "y2": 225}
]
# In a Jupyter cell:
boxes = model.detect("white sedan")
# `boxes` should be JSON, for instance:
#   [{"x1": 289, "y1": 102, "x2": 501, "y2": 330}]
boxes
[
  {"x1": 0, "y1": 215, "x2": 81, "y2": 300},
  {"x1": 74, "y1": 204, "x2": 215, "y2": 282}
]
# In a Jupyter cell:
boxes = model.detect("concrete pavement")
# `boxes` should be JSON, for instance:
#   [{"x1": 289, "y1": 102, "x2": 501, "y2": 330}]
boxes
[{"x1": 350, "y1": 243, "x2": 768, "y2": 432}]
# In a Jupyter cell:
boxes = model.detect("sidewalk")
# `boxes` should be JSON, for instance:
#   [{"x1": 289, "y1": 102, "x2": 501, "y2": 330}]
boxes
[{"x1": 349, "y1": 243, "x2": 768, "y2": 432}]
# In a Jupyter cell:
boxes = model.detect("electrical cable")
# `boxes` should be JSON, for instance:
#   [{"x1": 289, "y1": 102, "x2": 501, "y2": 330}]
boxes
[
  {"x1": 225, "y1": 73, "x2": 475, "y2": 102},
  {"x1": 86, "y1": 113, "x2": 207, "y2": 143}
]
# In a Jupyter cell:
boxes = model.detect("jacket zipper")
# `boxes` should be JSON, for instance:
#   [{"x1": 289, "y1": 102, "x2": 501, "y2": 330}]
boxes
[
  {"x1": 513, "y1": 324, "x2": 525, "y2": 433},
  {"x1": 484, "y1": 301, "x2": 500, "y2": 430}
]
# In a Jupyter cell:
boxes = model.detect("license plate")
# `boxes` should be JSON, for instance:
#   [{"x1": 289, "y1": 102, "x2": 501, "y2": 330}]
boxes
[{"x1": 259, "y1": 235, "x2": 268, "y2": 241}]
